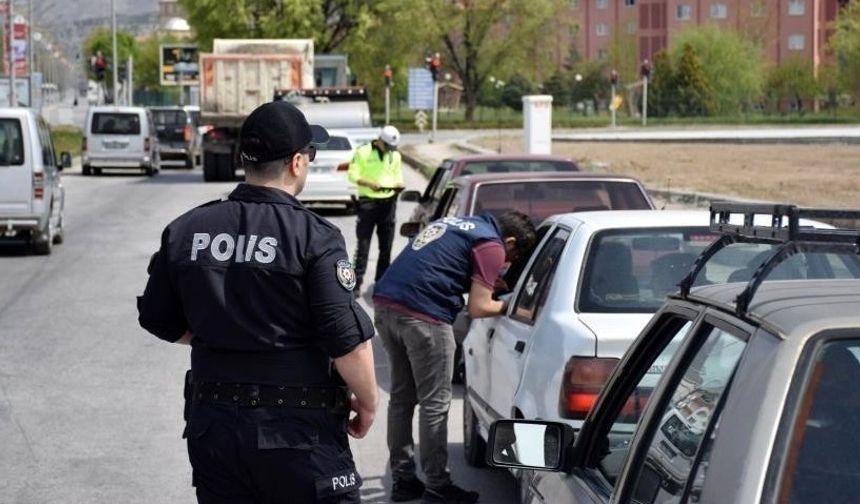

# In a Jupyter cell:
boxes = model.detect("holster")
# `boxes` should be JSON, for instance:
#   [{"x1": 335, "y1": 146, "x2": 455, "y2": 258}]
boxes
[{"x1": 183, "y1": 369, "x2": 193, "y2": 421}]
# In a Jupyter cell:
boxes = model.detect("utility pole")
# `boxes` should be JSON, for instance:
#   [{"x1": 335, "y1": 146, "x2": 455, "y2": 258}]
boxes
[
  {"x1": 111, "y1": 0, "x2": 118, "y2": 104},
  {"x1": 383, "y1": 64, "x2": 392, "y2": 125},
  {"x1": 8, "y1": 0, "x2": 16, "y2": 107},
  {"x1": 640, "y1": 59, "x2": 651, "y2": 127},
  {"x1": 27, "y1": 0, "x2": 32, "y2": 107},
  {"x1": 127, "y1": 55, "x2": 133, "y2": 105}
]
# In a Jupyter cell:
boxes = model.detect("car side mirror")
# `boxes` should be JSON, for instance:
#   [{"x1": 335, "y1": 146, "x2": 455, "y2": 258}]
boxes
[
  {"x1": 399, "y1": 190, "x2": 422, "y2": 203},
  {"x1": 487, "y1": 420, "x2": 575, "y2": 471},
  {"x1": 59, "y1": 152, "x2": 72, "y2": 170},
  {"x1": 400, "y1": 222, "x2": 421, "y2": 238}
]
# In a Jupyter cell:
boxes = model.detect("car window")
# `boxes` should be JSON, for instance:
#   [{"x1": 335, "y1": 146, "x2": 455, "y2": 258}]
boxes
[
  {"x1": 512, "y1": 228, "x2": 570, "y2": 323},
  {"x1": 151, "y1": 109, "x2": 187, "y2": 125},
  {"x1": 91, "y1": 113, "x2": 141, "y2": 135},
  {"x1": 459, "y1": 160, "x2": 577, "y2": 175},
  {"x1": 472, "y1": 181, "x2": 650, "y2": 224},
  {"x1": 629, "y1": 324, "x2": 747, "y2": 504},
  {"x1": 431, "y1": 168, "x2": 455, "y2": 201},
  {"x1": 579, "y1": 227, "x2": 720, "y2": 313},
  {"x1": 779, "y1": 337, "x2": 860, "y2": 503},
  {"x1": 432, "y1": 188, "x2": 458, "y2": 220},
  {"x1": 37, "y1": 119, "x2": 56, "y2": 169},
  {"x1": 500, "y1": 225, "x2": 552, "y2": 295},
  {"x1": 315, "y1": 136, "x2": 352, "y2": 150},
  {"x1": 0, "y1": 118, "x2": 24, "y2": 165},
  {"x1": 597, "y1": 319, "x2": 695, "y2": 486},
  {"x1": 708, "y1": 243, "x2": 860, "y2": 283},
  {"x1": 423, "y1": 167, "x2": 449, "y2": 201}
]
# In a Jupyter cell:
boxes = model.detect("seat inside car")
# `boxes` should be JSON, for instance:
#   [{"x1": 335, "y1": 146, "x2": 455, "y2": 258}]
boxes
[{"x1": 590, "y1": 242, "x2": 639, "y2": 303}]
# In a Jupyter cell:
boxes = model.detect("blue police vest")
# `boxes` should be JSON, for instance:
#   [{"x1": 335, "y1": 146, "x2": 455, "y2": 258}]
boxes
[{"x1": 374, "y1": 215, "x2": 502, "y2": 324}]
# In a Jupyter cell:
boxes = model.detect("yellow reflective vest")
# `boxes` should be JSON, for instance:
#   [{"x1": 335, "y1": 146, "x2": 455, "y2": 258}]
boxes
[{"x1": 347, "y1": 143, "x2": 403, "y2": 199}]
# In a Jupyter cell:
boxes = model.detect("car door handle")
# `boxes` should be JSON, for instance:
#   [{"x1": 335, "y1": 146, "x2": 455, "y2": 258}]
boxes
[
  {"x1": 487, "y1": 329, "x2": 495, "y2": 340},
  {"x1": 514, "y1": 341, "x2": 525, "y2": 353}
]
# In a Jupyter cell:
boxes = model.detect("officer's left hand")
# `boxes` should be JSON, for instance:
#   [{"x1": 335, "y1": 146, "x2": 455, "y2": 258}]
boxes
[{"x1": 346, "y1": 396, "x2": 375, "y2": 439}]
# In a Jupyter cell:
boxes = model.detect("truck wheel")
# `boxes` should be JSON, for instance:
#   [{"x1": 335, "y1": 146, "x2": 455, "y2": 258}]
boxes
[
  {"x1": 463, "y1": 390, "x2": 486, "y2": 467},
  {"x1": 216, "y1": 153, "x2": 234, "y2": 181},
  {"x1": 145, "y1": 164, "x2": 155, "y2": 177},
  {"x1": 203, "y1": 151, "x2": 218, "y2": 181}
]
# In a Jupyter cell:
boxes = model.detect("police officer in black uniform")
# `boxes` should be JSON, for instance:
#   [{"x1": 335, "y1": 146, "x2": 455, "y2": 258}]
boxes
[{"x1": 138, "y1": 100, "x2": 379, "y2": 504}]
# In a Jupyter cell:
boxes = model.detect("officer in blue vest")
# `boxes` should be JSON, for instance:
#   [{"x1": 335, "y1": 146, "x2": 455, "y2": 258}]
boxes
[
  {"x1": 373, "y1": 211, "x2": 536, "y2": 503},
  {"x1": 138, "y1": 101, "x2": 378, "y2": 504}
]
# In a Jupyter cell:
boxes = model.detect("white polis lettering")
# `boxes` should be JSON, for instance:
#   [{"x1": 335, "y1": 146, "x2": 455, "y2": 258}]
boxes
[
  {"x1": 441, "y1": 216, "x2": 476, "y2": 232},
  {"x1": 332, "y1": 473, "x2": 357, "y2": 490},
  {"x1": 190, "y1": 233, "x2": 278, "y2": 264}
]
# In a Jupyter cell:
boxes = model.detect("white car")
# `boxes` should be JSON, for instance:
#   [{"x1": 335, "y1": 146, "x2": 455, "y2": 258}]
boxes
[
  {"x1": 82, "y1": 106, "x2": 160, "y2": 176},
  {"x1": 298, "y1": 130, "x2": 358, "y2": 209},
  {"x1": 462, "y1": 209, "x2": 832, "y2": 473}
]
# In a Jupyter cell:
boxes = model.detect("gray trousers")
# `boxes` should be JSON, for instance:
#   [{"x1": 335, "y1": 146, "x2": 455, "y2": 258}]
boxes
[{"x1": 375, "y1": 305, "x2": 455, "y2": 488}]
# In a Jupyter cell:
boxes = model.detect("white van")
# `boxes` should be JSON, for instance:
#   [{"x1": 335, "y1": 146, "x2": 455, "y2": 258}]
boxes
[
  {"x1": 82, "y1": 106, "x2": 159, "y2": 176},
  {"x1": 0, "y1": 108, "x2": 72, "y2": 254}
]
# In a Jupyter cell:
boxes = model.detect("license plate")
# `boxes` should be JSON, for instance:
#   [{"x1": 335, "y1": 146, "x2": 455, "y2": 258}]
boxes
[
  {"x1": 103, "y1": 140, "x2": 129, "y2": 149},
  {"x1": 311, "y1": 165, "x2": 334, "y2": 174}
]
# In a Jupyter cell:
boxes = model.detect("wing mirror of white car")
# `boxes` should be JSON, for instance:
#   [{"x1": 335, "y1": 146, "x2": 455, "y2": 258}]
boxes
[
  {"x1": 487, "y1": 419, "x2": 575, "y2": 472},
  {"x1": 399, "y1": 190, "x2": 422, "y2": 203},
  {"x1": 59, "y1": 152, "x2": 72, "y2": 170}
]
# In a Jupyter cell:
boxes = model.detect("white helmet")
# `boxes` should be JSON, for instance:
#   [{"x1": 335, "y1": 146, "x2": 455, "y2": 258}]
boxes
[{"x1": 380, "y1": 125, "x2": 401, "y2": 148}]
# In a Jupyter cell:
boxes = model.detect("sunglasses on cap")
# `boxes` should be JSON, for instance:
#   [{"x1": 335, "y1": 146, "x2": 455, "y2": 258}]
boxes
[{"x1": 298, "y1": 144, "x2": 317, "y2": 162}]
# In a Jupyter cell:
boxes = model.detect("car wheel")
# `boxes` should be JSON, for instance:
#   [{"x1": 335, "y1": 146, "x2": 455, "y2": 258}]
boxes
[
  {"x1": 53, "y1": 208, "x2": 65, "y2": 245},
  {"x1": 94, "y1": 167, "x2": 102, "y2": 176},
  {"x1": 463, "y1": 388, "x2": 486, "y2": 467},
  {"x1": 452, "y1": 344, "x2": 465, "y2": 384},
  {"x1": 145, "y1": 164, "x2": 155, "y2": 177},
  {"x1": 32, "y1": 219, "x2": 53, "y2": 255},
  {"x1": 185, "y1": 154, "x2": 194, "y2": 169},
  {"x1": 82, "y1": 164, "x2": 91, "y2": 176}
]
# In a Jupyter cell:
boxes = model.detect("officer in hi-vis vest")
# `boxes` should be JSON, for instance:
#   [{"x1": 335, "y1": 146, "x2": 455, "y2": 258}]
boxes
[
  {"x1": 347, "y1": 125, "x2": 404, "y2": 297},
  {"x1": 138, "y1": 101, "x2": 378, "y2": 504}
]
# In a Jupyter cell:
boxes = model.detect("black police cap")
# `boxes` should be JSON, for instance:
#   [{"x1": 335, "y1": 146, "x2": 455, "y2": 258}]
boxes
[{"x1": 239, "y1": 101, "x2": 329, "y2": 163}]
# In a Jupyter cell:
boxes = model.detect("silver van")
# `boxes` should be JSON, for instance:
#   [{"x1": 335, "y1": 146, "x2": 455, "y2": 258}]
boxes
[
  {"x1": 0, "y1": 108, "x2": 72, "y2": 254},
  {"x1": 82, "y1": 106, "x2": 159, "y2": 176}
]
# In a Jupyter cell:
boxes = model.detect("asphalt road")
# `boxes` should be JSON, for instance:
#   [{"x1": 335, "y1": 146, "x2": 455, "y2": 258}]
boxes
[{"x1": 0, "y1": 159, "x2": 517, "y2": 503}]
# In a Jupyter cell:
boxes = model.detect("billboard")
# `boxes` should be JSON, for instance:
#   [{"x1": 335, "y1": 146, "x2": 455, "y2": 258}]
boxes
[{"x1": 160, "y1": 44, "x2": 199, "y2": 86}]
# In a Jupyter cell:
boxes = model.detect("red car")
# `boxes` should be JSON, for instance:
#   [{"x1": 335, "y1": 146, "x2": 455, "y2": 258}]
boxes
[
  {"x1": 401, "y1": 154, "x2": 580, "y2": 232},
  {"x1": 400, "y1": 172, "x2": 654, "y2": 237}
]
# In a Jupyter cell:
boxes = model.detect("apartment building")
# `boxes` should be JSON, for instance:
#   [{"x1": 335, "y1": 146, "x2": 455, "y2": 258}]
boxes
[{"x1": 564, "y1": 0, "x2": 850, "y2": 72}]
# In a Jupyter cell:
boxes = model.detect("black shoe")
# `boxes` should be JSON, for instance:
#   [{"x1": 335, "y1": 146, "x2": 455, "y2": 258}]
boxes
[
  {"x1": 422, "y1": 482, "x2": 479, "y2": 504},
  {"x1": 391, "y1": 477, "x2": 426, "y2": 502}
]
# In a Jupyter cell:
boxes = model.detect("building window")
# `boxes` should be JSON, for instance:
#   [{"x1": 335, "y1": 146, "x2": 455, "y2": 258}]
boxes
[
  {"x1": 596, "y1": 23, "x2": 609, "y2": 36},
  {"x1": 751, "y1": 1, "x2": 766, "y2": 17},
  {"x1": 598, "y1": 49, "x2": 609, "y2": 60},
  {"x1": 788, "y1": 34, "x2": 805, "y2": 50},
  {"x1": 597, "y1": 0, "x2": 608, "y2": 9},
  {"x1": 624, "y1": 0, "x2": 636, "y2": 6},
  {"x1": 677, "y1": 4, "x2": 691, "y2": 20},
  {"x1": 627, "y1": 21, "x2": 637, "y2": 34},
  {"x1": 789, "y1": 0, "x2": 805, "y2": 15},
  {"x1": 710, "y1": 4, "x2": 727, "y2": 19}
]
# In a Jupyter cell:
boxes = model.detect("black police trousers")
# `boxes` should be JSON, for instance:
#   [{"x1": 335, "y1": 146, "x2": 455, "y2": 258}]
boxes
[
  {"x1": 185, "y1": 401, "x2": 362, "y2": 504},
  {"x1": 353, "y1": 197, "x2": 397, "y2": 291}
]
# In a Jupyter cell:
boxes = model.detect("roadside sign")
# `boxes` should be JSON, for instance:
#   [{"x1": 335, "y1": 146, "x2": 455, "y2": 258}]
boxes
[
  {"x1": 408, "y1": 68, "x2": 434, "y2": 110},
  {"x1": 414, "y1": 110, "x2": 428, "y2": 132},
  {"x1": 610, "y1": 94, "x2": 624, "y2": 111},
  {"x1": 160, "y1": 44, "x2": 199, "y2": 86}
]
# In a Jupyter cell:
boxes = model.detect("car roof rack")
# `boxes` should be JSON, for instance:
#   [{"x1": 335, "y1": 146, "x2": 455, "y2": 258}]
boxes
[{"x1": 678, "y1": 202, "x2": 860, "y2": 317}]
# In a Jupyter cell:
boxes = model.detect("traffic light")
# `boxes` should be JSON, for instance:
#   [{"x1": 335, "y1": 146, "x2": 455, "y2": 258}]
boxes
[
  {"x1": 610, "y1": 69, "x2": 619, "y2": 86},
  {"x1": 383, "y1": 64, "x2": 393, "y2": 88},
  {"x1": 640, "y1": 59, "x2": 652, "y2": 80}
]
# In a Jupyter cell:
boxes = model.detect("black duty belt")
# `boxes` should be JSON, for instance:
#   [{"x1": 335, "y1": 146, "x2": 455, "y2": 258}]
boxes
[
  {"x1": 192, "y1": 382, "x2": 350, "y2": 412},
  {"x1": 357, "y1": 196, "x2": 396, "y2": 204}
]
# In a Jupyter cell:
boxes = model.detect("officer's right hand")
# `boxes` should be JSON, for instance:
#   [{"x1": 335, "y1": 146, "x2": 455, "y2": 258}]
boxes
[{"x1": 346, "y1": 396, "x2": 375, "y2": 439}]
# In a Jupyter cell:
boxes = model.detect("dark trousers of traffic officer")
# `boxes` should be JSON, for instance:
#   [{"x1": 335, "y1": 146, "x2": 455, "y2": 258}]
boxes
[
  {"x1": 185, "y1": 386, "x2": 361, "y2": 504},
  {"x1": 354, "y1": 196, "x2": 397, "y2": 293}
]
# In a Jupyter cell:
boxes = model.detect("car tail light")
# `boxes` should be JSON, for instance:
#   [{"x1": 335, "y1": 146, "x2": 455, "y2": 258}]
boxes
[
  {"x1": 205, "y1": 128, "x2": 224, "y2": 142},
  {"x1": 144, "y1": 138, "x2": 151, "y2": 151},
  {"x1": 337, "y1": 162, "x2": 349, "y2": 172},
  {"x1": 81, "y1": 136, "x2": 87, "y2": 152},
  {"x1": 559, "y1": 357, "x2": 619, "y2": 420},
  {"x1": 184, "y1": 125, "x2": 192, "y2": 143},
  {"x1": 33, "y1": 172, "x2": 45, "y2": 200}
]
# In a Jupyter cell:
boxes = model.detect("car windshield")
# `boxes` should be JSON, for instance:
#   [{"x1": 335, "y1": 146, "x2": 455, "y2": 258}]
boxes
[
  {"x1": 91, "y1": 113, "x2": 141, "y2": 135},
  {"x1": 151, "y1": 110, "x2": 187, "y2": 126},
  {"x1": 579, "y1": 227, "x2": 720, "y2": 313},
  {"x1": 0, "y1": 118, "x2": 24, "y2": 165},
  {"x1": 460, "y1": 160, "x2": 576, "y2": 175},
  {"x1": 472, "y1": 180, "x2": 650, "y2": 223},
  {"x1": 315, "y1": 136, "x2": 352, "y2": 151},
  {"x1": 580, "y1": 228, "x2": 860, "y2": 313}
]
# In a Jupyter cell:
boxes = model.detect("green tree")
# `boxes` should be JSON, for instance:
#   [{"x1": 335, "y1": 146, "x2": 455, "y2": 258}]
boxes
[
  {"x1": 420, "y1": 0, "x2": 568, "y2": 121},
  {"x1": 817, "y1": 62, "x2": 848, "y2": 114},
  {"x1": 83, "y1": 28, "x2": 138, "y2": 88},
  {"x1": 670, "y1": 25, "x2": 764, "y2": 114},
  {"x1": 178, "y1": 0, "x2": 382, "y2": 52},
  {"x1": 765, "y1": 58, "x2": 819, "y2": 114},
  {"x1": 501, "y1": 74, "x2": 533, "y2": 110},
  {"x1": 541, "y1": 72, "x2": 569, "y2": 107},
  {"x1": 648, "y1": 50, "x2": 677, "y2": 117},
  {"x1": 830, "y1": 1, "x2": 860, "y2": 95},
  {"x1": 568, "y1": 59, "x2": 609, "y2": 111},
  {"x1": 608, "y1": 21, "x2": 638, "y2": 88},
  {"x1": 674, "y1": 43, "x2": 716, "y2": 116}
]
